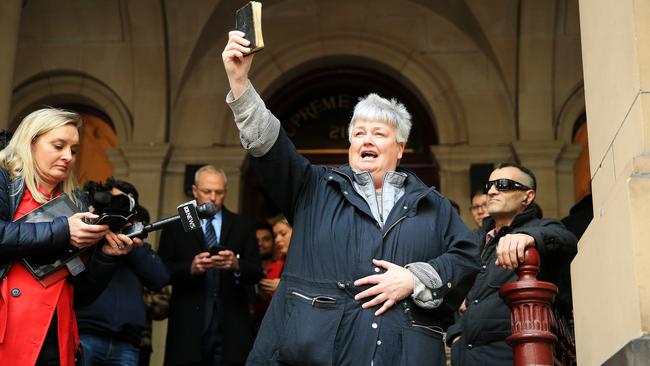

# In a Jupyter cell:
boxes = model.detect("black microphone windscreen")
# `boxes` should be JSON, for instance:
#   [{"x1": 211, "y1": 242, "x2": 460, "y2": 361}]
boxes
[
  {"x1": 93, "y1": 191, "x2": 112, "y2": 207},
  {"x1": 197, "y1": 202, "x2": 217, "y2": 218}
]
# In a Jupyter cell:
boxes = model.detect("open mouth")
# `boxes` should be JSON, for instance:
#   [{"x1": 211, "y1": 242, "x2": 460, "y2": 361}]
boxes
[{"x1": 361, "y1": 151, "x2": 378, "y2": 160}]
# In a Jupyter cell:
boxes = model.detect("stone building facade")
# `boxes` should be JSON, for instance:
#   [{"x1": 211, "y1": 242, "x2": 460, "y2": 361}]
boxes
[{"x1": 4, "y1": 0, "x2": 646, "y2": 365}]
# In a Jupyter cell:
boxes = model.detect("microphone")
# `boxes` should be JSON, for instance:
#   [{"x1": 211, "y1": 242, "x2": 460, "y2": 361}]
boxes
[{"x1": 125, "y1": 200, "x2": 217, "y2": 239}]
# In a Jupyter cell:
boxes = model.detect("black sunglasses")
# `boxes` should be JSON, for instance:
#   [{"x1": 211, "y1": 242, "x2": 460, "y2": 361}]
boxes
[{"x1": 484, "y1": 178, "x2": 531, "y2": 193}]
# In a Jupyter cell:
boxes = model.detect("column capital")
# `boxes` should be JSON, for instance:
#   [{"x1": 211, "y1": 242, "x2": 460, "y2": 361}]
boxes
[
  {"x1": 106, "y1": 142, "x2": 171, "y2": 178},
  {"x1": 556, "y1": 143, "x2": 584, "y2": 173},
  {"x1": 430, "y1": 144, "x2": 512, "y2": 172},
  {"x1": 512, "y1": 140, "x2": 565, "y2": 168},
  {"x1": 166, "y1": 146, "x2": 248, "y2": 175}
]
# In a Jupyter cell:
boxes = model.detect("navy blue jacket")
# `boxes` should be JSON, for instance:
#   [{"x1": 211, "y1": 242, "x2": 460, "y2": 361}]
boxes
[
  {"x1": 0, "y1": 168, "x2": 123, "y2": 307},
  {"x1": 75, "y1": 243, "x2": 170, "y2": 346},
  {"x1": 0, "y1": 170, "x2": 73, "y2": 273},
  {"x1": 247, "y1": 129, "x2": 480, "y2": 366}
]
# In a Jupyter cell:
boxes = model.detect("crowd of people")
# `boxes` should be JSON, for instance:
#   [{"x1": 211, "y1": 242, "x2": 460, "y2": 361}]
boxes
[{"x1": 0, "y1": 29, "x2": 583, "y2": 366}]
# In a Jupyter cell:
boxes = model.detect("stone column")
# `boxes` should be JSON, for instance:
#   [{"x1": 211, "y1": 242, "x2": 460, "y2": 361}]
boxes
[
  {"x1": 126, "y1": 0, "x2": 168, "y2": 144},
  {"x1": 575, "y1": 0, "x2": 650, "y2": 364},
  {"x1": 0, "y1": 0, "x2": 22, "y2": 129},
  {"x1": 431, "y1": 144, "x2": 511, "y2": 225},
  {"x1": 517, "y1": 0, "x2": 556, "y2": 141},
  {"x1": 512, "y1": 141, "x2": 564, "y2": 219}
]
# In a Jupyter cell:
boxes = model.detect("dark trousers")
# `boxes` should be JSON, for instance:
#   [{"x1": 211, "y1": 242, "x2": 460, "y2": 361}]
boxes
[
  {"x1": 36, "y1": 315, "x2": 60, "y2": 366},
  {"x1": 201, "y1": 304, "x2": 223, "y2": 366},
  {"x1": 80, "y1": 334, "x2": 139, "y2": 366}
]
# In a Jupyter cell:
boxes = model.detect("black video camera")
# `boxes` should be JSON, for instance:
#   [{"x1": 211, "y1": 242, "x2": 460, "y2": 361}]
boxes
[{"x1": 83, "y1": 180, "x2": 140, "y2": 232}]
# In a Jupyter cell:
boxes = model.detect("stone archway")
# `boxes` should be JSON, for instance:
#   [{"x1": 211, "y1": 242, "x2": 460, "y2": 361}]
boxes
[
  {"x1": 9, "y1": 71, "x2": 132, "y2": 144},
  {"x1": 554, "y1": 84, "x2": 587, "y2": 213},
  {"x1": 9, "y1": 71, "x2": 132, "y2": 185},
  {"x1": 555, "y1": 84, "x2": 586, "y2": 143},
  {"x1": 249, "y1": 33, "x2": 469, "y2": 145}
]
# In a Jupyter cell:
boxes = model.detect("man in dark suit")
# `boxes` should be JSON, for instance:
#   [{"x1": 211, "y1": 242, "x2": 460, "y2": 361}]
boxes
[{"x1": 158, "y1": 165, "x2": 263, "y2": 366}]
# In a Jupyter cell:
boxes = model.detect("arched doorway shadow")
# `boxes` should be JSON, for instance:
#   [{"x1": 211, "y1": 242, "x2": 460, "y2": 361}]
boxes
[{"x1": 241, "y1": 60, "x2": 439, "y2": 220}]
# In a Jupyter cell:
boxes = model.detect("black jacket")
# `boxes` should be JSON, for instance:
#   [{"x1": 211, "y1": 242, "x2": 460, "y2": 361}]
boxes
[
  {"x1": 75, "y1": 242, "x2": 170, "y2": 346},
  {"x1": 158, "y1": 207, "x2": 263, "y2": 365},
  {"x1": 246, "y1": 129, "x2": 480, "y2": 366},
  {"x1": 447, "y1": 206, "x2": 577, "y2": 366}
]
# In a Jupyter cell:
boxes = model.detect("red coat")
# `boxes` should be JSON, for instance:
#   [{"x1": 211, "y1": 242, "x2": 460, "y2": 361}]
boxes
[
  {"x1": 0, "y1": 188, "x2": 78, "y2": 366},
  {"x1": 253, "y1": 259, "x2": 285, "y2": 325}
]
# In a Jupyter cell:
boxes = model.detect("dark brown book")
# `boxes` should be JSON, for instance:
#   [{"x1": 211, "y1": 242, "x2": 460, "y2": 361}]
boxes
[{"x1": 236, "y1": 1, "x2": 264, "y2": 54}]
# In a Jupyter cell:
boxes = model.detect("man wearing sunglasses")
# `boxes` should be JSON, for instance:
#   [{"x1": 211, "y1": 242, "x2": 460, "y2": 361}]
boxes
[{"x1": 446, "y1": 162, "x2": 577, "y2": 366}]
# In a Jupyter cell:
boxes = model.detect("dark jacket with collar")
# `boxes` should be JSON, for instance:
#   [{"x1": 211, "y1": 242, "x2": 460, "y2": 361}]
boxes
[
  {"x1": 158, "y1": 206, "x2": 263, "y2": 365},
  {"x1": 0, "y1": 168, "x2": 122, "y2": 307},
  {"x1": 75, "y1": 242, "x2": 170, "y2": 346},
  {"x1": 247, "y1": 129, "x2": 480, "y2": 366},
  {"x1": 446, "y1": 205, "x2": 577, "y2": 366}
]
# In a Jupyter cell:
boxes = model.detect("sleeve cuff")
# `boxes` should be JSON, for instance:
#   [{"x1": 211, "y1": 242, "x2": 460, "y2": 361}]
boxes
[
  {"x1": 93, "y1": 248, "x2": 122, "y2": 264},
  {"x1": 226, "y1": 82, "x2": 280, "y2": 157},
  {"x1": 225, "y1": 80, "x2": 252, "y2": 105},
  {"x1": 406, "y1": 262, "x2": 444, "y2": 309}
]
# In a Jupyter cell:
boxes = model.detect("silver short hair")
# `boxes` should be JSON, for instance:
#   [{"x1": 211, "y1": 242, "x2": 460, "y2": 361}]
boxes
[
  {"x1": 194, "y1": 165, "x2": 228, "y2": 185},
  {"x1": 348, "y1": 94, "x2": 412, "y2": 144}
]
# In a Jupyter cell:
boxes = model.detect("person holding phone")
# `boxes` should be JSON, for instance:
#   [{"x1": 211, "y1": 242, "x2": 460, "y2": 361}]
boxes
[
  {"x1": 158, "y1": 165, "x2": 263, "y2": 366},
  {"x1": 0, "y1": 108, "x2": 140, "y2": 366}
]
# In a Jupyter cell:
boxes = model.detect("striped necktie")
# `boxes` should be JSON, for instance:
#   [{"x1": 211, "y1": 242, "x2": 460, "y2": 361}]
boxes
[{"x1": 204, "y1": 217, "x2": 218, "y2": 248}]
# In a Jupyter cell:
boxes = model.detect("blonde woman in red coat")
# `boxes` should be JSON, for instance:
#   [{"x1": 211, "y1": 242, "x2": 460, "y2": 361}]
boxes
[{"x1": 0, "y1": 108, "x2": 140, "y2": 366}]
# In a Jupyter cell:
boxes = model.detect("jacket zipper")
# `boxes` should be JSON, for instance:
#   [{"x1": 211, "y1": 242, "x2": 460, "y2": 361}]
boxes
[
  {"x1": 290, "y1": 290, "x2": 337, "y2": 306},
  {"x1": 382, "y1": 215, "x2": 406, "y2": 239},
  {"x1": 382, "y1": 186, "x2": 436, "y2": 239},
  {"x1": 411, "y1": 322, "x2": 445, "y2": 335},
  {"x1": 331, "y1": 169, "x2": 436, "y2": 238},
  {"x1": 331, "y1": 168, "x2": 379, "y2": 225}
]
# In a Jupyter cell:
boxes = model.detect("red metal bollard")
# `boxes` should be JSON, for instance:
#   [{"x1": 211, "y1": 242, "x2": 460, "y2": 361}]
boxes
[{"x1": 499, "y1": 247, "x2": 558, "y2": 366}]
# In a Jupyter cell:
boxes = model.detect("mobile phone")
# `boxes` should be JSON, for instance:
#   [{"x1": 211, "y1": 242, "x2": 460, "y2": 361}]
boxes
[{"x1": 208, "y1": 245, "x2": 222, "y2": 256}]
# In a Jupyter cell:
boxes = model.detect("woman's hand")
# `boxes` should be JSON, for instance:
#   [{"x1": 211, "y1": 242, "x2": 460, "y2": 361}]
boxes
[
  {"x1": 353, "y1": 259, "x2": 415, "y2": 316},
  {"x1": 259, "y1": 278, "x2": 280, "y2": 294},
  {"x1": 222, "y1": 30, "x2": 254, "y2": 98},
  {"x1": 101, "y1": 232, "x2": 142, "y2": 256},
  {"x1": 68, "y1": 212, "x2": 109, "y2": 248}
]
